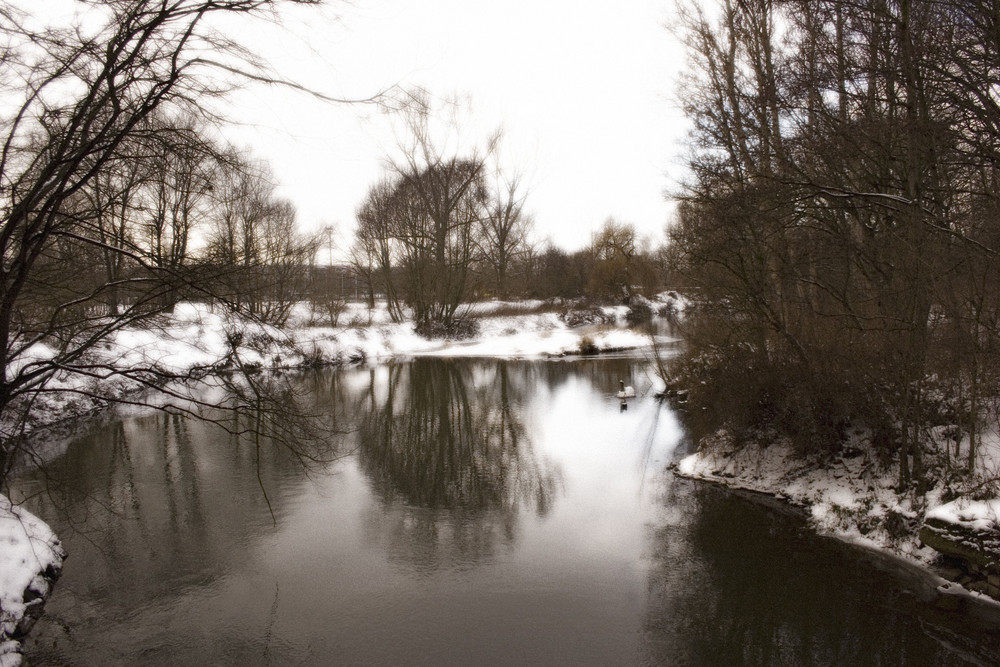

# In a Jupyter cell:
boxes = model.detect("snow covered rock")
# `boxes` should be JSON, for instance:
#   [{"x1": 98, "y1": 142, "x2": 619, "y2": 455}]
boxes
[
  {"x1": 921, "y1": 499, "x2": 1000, "y2": 597},
  {"x1": 0, "y1": 495, "x2": 65, "y2": 667}
]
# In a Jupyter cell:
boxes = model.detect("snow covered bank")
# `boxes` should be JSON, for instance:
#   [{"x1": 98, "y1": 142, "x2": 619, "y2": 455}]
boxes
[
  {"x1": 676, "y1": 432, "x2": 928, "y2": 556},
  {"x1": 7, "y1": 298, "x2": 677, "y2": 441},
  {"x1": 0, "y1": 496, "x2": 64, "y2": 667},
  {"x1": 921, "y1": 498, "x2": 1000, "y2": 598},
  {"x1": 925, "y1": 498, "x2": 1000, "y2": 535},
  {"x1": 675, "y1": 430, "x2": 1000, "y2": 605}
]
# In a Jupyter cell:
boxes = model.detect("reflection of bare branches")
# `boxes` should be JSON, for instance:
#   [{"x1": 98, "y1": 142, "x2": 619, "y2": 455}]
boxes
[
  {"x1": 262, "y1": 582, "x2": 280, "y2": 666},
  {"x1": 363, "y1": 504, "x2": 515, "y2": 574},
  {"x1": 8, "y1": 357, "x2": 351, "y2": 544},
  {"x1": 212, "y1": 347, "x2": 350, "y2": 523},
  {"x1": 8, "y1": 394, "x2": 335, "y2": 613},
  {"x1": 358, "y1": 359, "x2": 556, "y2": 515},
  {"x1": 481, "y1": 361, "x2": 556, "y2": 516},
  {"x1": 355, "y1": 359, "x2": 559, "y2": 569}
]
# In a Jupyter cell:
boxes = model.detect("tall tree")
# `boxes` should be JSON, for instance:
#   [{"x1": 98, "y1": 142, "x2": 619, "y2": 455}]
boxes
[
  {"x1": 392, "y1": 100, "x2": 495, "y2": 329},
  {"x1": 588, "y1": 218, "x2": 638, "y2": 302},
  {"x1": 207, "y1": 150, "x2": 319, "y2": 325},
  {"x1": 478, "y1": 174, "x2": 532, "y2": 299},
  {"x1": 0, "y1": 0, "x2": 326, "y2": 478},
  {"x1": 352, "y1": 177, "x2": 406, "y2": 319},
  {"x1": 352, "y1": 96, "x2": 501, "y2": 333},
  {"x1": 672, "y1": 0, "x2": 1000, "y2": 480}
]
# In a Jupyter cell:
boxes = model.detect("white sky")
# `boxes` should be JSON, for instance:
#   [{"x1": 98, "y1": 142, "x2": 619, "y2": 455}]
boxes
[
  {"x1": 23, "y1": 0, "x2": 689, "y2": 257},
  {"x1": 216, "y1": 0, "x2": 689, "y2": 256}
]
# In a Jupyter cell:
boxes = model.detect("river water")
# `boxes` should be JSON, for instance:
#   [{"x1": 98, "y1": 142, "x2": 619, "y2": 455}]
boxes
[{"x1": 11, "y1": 356, "x2": 1000, "y2": 665}]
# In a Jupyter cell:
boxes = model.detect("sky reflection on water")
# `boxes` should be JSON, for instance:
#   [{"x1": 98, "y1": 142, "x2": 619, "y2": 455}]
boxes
[{"x1": 14, "y1": 356, "x2": 1000, "y2": 665}]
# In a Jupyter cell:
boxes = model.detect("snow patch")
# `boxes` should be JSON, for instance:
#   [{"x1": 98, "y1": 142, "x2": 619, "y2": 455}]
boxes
[
  {"x1": 0, "y1": 495, "x2": 64, "y2": 666},
  {"x1": 675, "y1": 432, "x2": 936, "y2": 564},
  {"x1": 926, "y1": 499, "x2": 1000, "y2": 532}
]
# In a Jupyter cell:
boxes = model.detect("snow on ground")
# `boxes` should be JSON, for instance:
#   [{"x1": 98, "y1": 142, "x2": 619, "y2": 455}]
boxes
[
  {"x1": 676, "y1": 430, "x2": 942, "y2": 564},
  {"x1": 9, "y1": 295, "x2": 687, "y2": 421},
  {"x1": 9, "y1": 298, "x2": 671, "y2": 434},
  {"x1": 926, "y1": 498, "x2": 1000, "y2": 533},
  {"x1": 10, "y1": 291, "x2": 673, "y2": 443},
  {"x1": 924, "y1": 431, "x2": 1000, "y2": 537},
  {"x1": 408, "y1": 312, "x2": 653, "y2": 358},
  {"x1": 0, "y1": 297, "x2": 688, "y2": 460},
  {"x1": 0, "y1": 497, "x2": 64, "y2": 667},
  {"x1": 674, "y1": 426, "x2": 1000, "y2": 609}
]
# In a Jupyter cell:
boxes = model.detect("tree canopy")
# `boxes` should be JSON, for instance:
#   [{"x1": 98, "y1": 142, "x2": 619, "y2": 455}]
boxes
[{"x1": 671, "y1": 0, "x2": 1000, "y2": 484}]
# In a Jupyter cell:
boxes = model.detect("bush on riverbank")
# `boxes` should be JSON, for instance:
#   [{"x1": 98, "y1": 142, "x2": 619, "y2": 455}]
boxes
[
  {"x1": 414, "y1": 317, "x2": 481, "y2": 340},
  {"x1": 559, "y1": 302, "x2": 617, "y2": 328},
  {"x1": 665, "y1": 305, "x2": 1000, "y2": 495},
  {"x1": 665, "y1": 338, "x2": 860, "y2": 456},
  {"x1": 668, "y1": 306, "x2": 1000, "y2": 599}
]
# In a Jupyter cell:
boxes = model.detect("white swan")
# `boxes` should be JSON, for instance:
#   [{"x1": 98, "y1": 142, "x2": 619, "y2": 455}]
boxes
[{"x1": 617, "y1": 380, "x2": 635, "y2": 399}]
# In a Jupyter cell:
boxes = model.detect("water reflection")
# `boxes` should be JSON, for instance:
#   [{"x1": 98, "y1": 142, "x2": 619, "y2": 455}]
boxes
[
  {"x1": 9, "y1": 357, "x2": 1000, "y2": 666},
  {"x1": 358, "y1": 359, "x2": 554, "y2": 513},
  {"x1": 10, "y1": 410, "x2": 317, "y2": 657},
  {"x1": 642, "y1": 478, "x2": 1000, "y2": 665},
  {"x1": 354, "y1": 359, "x2": 559, "y2": 571}
]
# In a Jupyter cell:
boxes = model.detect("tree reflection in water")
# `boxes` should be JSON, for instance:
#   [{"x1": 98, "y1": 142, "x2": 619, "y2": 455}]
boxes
[
  {"x1": 9, "y1": 373, "x2": 349, "y2": 615},
  {"x1": 355, "y1": 359, "x2": 559, "y2": 569},
  {"x1": 13, "y1": 415, "x2": 302, "y2": 623},
  {"x1": 15, "y1": 356, "x2": 994, "y2": 666},
  {"x1": 642, "y1": 477, "x2": 1000, "y2": 665}
]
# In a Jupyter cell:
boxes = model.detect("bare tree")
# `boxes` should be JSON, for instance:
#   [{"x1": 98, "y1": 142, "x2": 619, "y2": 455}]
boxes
[
  {"x1": 142, "y1": 114, "x2": 217, "y2": 307},
  {"x1": 671, "y1": 0, "x2": 1000, "y2": 483},
  {"x1": 391, "y1": 99, "x2": 496, "y2": 330},
  {"x1": 0, "y1": 0, "x2": 331, "y2": 479},
  {"x1": 77, "y1": 142, "x2": 150, "y2": 316},
  {"x1": 352, "y1": 177, "x2": 406, "y2": 320},
  {"x1": 589, "y1": 218, "x2": 639, "y2": 302},
  {"x1": 206, "y1": 150, "x2": 319, "y2": 325},
  {"x1": 478, "y1": 174, "x2": 532, "y2": 299},
  {"x1": 350, "y1": 97, "x2": 499, "y2": 334}
]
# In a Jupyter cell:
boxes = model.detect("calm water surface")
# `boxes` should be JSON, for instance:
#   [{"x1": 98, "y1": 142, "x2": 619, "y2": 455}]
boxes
[{"x1": 11, "y1": 357, "x2": 1000, "y2": 665}]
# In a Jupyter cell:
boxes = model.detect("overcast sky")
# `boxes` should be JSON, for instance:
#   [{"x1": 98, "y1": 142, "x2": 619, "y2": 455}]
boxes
[
  {"x1": 214, "y1": 0, "x2": 689, "y2": 257},
  {"x1": 32, "y1": 0, "x2": 689, "y2": 256}
]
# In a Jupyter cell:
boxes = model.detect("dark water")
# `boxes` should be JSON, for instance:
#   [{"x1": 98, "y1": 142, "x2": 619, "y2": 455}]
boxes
[{"x1": 11, "y1": 357, "x2": 1000, "y2": 665}]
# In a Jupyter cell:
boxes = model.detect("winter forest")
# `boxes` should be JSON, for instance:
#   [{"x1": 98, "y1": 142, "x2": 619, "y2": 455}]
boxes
[
  {"x1": 671, "y1": 0, "x2": 1000, "y2": 486},
  {"x1": 3, "y1": 0, "x2": 1000, "y2": 665}
]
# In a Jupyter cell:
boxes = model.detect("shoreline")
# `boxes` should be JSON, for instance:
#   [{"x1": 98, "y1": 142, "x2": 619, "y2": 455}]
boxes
[
  {"x1": 0, "y1": 496, "x2": 65, "y2": 667},
  {"x1": 671, "y1": 442, "x2": 1000, "y2": 615},
  {"x1": 5, "y1": 298, "x2": 677, "y2": 456}
]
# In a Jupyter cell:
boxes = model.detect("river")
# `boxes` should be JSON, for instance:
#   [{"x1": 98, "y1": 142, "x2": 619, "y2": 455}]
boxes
[{"x1": 11, "y1": 356, "x2": 1000, "y2": 665}]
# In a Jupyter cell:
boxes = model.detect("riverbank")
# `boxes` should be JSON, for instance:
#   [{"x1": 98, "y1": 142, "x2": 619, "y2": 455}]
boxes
[
  {"x1": 673, "y1": 428, "x2": 1000, "y2": 606},
  {"x1": 0, "y1": 498, "x2": 64, "y2": 667},
  {"x1": 6, "y1": 295, "x2": 681, "y2": 442}
]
